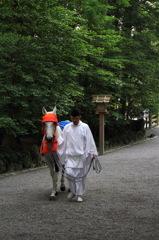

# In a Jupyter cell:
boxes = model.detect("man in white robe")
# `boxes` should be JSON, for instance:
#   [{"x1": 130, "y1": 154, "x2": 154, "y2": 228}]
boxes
[{"x1": 57, "y1": 105, "x2": 98, "y2": 202}]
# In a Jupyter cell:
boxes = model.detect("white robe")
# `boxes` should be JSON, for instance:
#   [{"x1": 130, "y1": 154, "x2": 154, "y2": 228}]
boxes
[{"x1": 57, "y1": 120, "x2": 98, "y2": 196}]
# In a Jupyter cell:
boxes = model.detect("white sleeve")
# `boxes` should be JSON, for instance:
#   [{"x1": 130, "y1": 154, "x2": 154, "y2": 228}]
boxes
[
  {"x1": 84, "y1": 124, "x2": 98, "y2": 157},
  {"x1": 56, "y1": 126, "x2": 63, "y2": 139},
  {"x1": 57, "y1": 126, "x2": 68, "y2": 165}
]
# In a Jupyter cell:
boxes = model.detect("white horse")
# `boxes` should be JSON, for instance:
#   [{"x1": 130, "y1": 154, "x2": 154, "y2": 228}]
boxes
[{"x1": 40, "y1": 106, "x2": 65, "y2": 200}]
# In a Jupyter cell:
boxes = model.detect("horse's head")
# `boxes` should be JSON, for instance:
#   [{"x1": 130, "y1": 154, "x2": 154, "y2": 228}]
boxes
[{"x1": 42, "y1": 106, "x2": 58, "y2": 142}]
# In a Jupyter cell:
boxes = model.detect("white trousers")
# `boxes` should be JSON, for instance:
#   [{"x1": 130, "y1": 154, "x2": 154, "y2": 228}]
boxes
[{"x1": 66, "y1": 165, "x2": 87, "y2": 196}]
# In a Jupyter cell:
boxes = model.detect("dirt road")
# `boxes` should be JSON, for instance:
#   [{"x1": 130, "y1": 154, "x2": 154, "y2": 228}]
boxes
[{"x1": 1, "y1": 127, "x2": 159, "y2": 240}]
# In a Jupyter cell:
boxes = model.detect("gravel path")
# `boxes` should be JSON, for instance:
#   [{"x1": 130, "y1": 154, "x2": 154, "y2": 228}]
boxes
[{"x1": 1, "y1": 127, "x2": 159, "y2": 240}]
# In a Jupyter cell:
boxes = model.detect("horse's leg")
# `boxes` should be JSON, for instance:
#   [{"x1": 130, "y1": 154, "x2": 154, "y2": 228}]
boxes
[
  {"x1": 45, "y1": 154, "x2": 58, "y2": 200},
  {"x1": 60, "y1": 167, "x2": 65, "y2": 192},
  {"x1": 50, "y1": 170, "x2": 58, "y2": 200}
]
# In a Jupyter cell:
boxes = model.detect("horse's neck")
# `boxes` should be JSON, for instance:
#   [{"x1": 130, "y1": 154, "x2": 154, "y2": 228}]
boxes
[{"x1": 56, "y1": 126, "x2": 62, "y2": 139}]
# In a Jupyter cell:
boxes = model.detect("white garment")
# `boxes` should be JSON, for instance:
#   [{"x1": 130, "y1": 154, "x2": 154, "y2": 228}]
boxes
[
  {"x1": 56, "y1": 125, "x2": 63, "y2": 139},
  {"x1": 57, "y1": 120, "x2": 98, "y2": 195},
  {"x1": 66, "y1": 167, "x2": 87, "y2": 196}
]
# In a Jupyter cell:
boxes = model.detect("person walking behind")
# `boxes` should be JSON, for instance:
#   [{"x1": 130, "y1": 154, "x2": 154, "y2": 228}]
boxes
[{"x1": 57, "y1": 105, "x2": 98, "y2": 202}]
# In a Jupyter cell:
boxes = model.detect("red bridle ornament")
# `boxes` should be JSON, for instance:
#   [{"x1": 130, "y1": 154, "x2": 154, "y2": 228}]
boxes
[{"x1": 40, "y1": 113, "x2": 58, "y2": 154}]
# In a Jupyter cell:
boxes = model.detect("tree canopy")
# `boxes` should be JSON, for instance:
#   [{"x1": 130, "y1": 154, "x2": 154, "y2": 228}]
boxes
[{"x1": 0, "y1": 0, "x2": 159, "y2": 143}]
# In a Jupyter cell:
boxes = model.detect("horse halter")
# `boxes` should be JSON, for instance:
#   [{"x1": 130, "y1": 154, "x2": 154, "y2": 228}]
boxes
[
  {"x1": 40, "y1": 113, "x2": 58, "y2": 154},
  {"x1": 42, "y1": 113, "x2": 58, "y2": 134}
]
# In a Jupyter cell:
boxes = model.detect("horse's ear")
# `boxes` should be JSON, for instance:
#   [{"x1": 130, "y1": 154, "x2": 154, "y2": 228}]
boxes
[
  {"x1": 42, "y1": 107, "x2": 47, "y2": 115},
  {"x1": 52, "y1": 106, "x2": 57, "y2": 114}
]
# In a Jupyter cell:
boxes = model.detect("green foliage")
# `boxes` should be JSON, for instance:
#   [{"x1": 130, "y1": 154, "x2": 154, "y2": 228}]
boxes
[
  {"x1": 29, "y1": 145, "x2": 42, "y2": 166},
  {"x1": 0, "y1": 0, "x2": 90, "y2": 138},
  {"x1": 106, "y1": 0, "x2": 159, "y2": 120},
  {"x1": 0, "y1": 144, "x2": 42, "y2": 173}
]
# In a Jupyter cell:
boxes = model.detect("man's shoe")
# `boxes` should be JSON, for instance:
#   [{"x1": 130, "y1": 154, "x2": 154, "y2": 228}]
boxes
[
  {"x1": 77, "y1": 196, "x2": 83, "y2": 202},
  {"x1": 67, "y1": 192, "x2": 75, "y2": 199}
]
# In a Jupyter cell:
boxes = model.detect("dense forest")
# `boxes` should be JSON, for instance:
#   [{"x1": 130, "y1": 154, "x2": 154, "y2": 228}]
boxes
[{"x1": 0, "y1": 0, "x2": 159, "y2": 172}]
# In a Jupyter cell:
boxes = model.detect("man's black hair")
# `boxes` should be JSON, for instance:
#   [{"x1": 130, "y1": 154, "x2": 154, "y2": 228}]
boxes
[{"x1": 71, "y1": 105, "x2": 81, "y2": 117}]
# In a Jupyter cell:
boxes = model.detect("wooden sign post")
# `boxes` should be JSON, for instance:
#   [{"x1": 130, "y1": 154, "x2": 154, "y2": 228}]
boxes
[{"x1": 92, "y1": 95, "x2": 112, "y2": 155}]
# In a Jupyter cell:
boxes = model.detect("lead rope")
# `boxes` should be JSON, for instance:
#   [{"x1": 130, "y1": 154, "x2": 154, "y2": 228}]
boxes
[
  {"x1": 52, "y1": 152, "x2": 102, "y2": 183},
  {"x1": 92, "y1": 157, "x2": 102, "y2": 173}
]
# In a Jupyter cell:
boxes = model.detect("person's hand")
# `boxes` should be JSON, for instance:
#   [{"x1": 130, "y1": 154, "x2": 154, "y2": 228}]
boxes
[{"x1": 92, "y1": 154, "x2": 97, "y2": 159}]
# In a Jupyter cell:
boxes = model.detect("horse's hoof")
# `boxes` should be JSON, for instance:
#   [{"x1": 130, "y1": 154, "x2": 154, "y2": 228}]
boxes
[
  {"x1": 49, "y1": 192, "x2": 58, "y2": 200},
  {"x1": 60, "y1": 186, "x2": 65, "y2": 192},
  {"x1": 49, "y1": 195, "x2": 56, "y2": 201}
]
